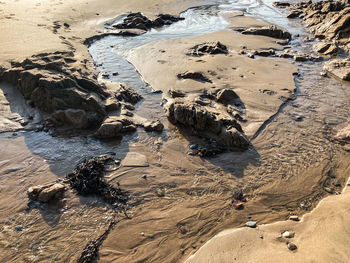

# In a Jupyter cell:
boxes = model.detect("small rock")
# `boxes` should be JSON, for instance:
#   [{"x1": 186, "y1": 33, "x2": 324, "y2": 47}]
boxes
[
  {"x1": 289, "y1": 215, "x2": 299, "y2": 221},
  {"x1": 156, "y1": 188, "x2": 165, "y2": 197},
  {"x1": 179, "y1": 225, "x2": 188, "y2": 234},
  {"x1": 287, "y1": 242, "x2": 297, "y2": 251},
  {"x1": 233, "y1": 202, "x2": 244, "y2": 210},
  {"x1": 324, "y1": 187, "x2": 334, "y2": 194},
  {"x1": 245, "y1": 221, "x2": 257, "y2": 228},
  {"x1": 15, "y1": 225, "x2": 24, "y2": 231},
  {"x1": 141, "y1": 174, "x2": 147, "y2": 179},
  {"x1": 140, "y1": 232, "x2": 145, "y2": 236},
  {"x1": 189, "y1": 144, "x2": 199, "y2": 150},
  {"x1": 320, "y1": 71, "x2": 327, "y2": 77},
  {"x1": 38, "y1": 183, "x2": 65, "y2": 202},
  {"x1": 282, "y1": 231, "x2": 295, "y2": 238}
]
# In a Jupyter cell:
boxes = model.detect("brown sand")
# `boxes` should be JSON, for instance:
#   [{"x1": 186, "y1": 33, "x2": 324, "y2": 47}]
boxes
[{"x1": 1, "y1": 0, "x2": 350, "y2": 262}]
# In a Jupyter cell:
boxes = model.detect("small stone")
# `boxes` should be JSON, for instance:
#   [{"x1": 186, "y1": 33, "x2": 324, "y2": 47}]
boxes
[
  {"x1": 15, "y1": 225, "x2": 24, "y2": 231},
  {"x1": 192, "y1": 245, "x2": 197, "y2": 249},
  {"x1": 101, "y1": 73, "x2": 109, "y2": 78},
  {"x1": 287, "y1": 242, "x2": 297, "y2": 251},
  {"x1": 179, "y1": 225, "x2": 188, "y2": 234},
  {"x1": 282, "y1": 231, "x2": 295, "y2": 238},
  {"x1": 156, "y1": 188, "x2": 165, "y2": 197},
  {"x1": 260, "y1": 235, "x2": 264, "y2": 239},
  {"x1": 289, "y1": 215, "x2": 299, "y2": 221},
  {"x1": 233, "y1": 202, "x2": 244, "y2": 210},
  {"x1": 189, "y1": 144, "x2": 199, "y2": 150},
  {"x1": 141, "y1": 174, "x2": 147, "y2": 179},
  {"x1": 140, "y1": 232, "x2": 145, "y2": 236},
  {"x1": 320, "y1": 71, "x2": 327, "y2": 77},
  {"x1": 324, "y1": 187, "x2": 334, "y2": 194},
  {"x1": 38, "y1": 183, "x2": 65, "y2": 202},
  {"x1": 245, "y1": 221, "x2": 257, "y2": 228}
]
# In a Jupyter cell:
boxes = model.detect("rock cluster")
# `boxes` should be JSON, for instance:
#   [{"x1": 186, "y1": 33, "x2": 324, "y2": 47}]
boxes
[
  {"x1": 113, "y1": 12, "x2": 184, "y2": 31},
  {"x1": 276, "y1": 0, "x2": 350, "y2": 55},
  {"x1": 187, "y1": 42, "x2": 228, "y2": 56},
  {"x1": 0, "y1": 51, "x2": 115, "y2": 128}
]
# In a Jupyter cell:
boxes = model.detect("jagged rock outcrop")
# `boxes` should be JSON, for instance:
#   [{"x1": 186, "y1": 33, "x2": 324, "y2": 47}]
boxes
[
  {"x1": 112, "y1": 12, "x2": 184, "y2": 31},
  {"x1": 165, "y1": 101, "x2": 249, "y2": 150},
  {"x1": 0, "y1": 51, "x2": 115, "y2": 128},
  {"x1": 187, "y1": 42, "x2": 228, "y2": 56},
  {"x1": 276, "y1": 0, "x2": 350, "y2": 55}
]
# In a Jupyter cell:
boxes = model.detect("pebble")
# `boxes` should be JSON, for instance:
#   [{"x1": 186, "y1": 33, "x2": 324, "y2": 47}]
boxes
[
  {"x1": 140, "y1": 232, "x2": 145, "y2": 236},
  {"x1": 289, "y1": 215, "x2": 299, "y2": 221},
  {"x1": 156, "y1": 188, "x2": 165, "y2": 197},
  {"x1": 282, "y1": 231, "x2": 295, "y2": 238},
  {"x1": 189, "y1": 144, "x2": 199, "y2": 150},
  {"x1": 141, "y1": 174, "x2": 147, "y2": 179},
  {"x1": 15, "y1": 225, "x2": 24, "y2": 231},
  {"x1": 287, "y1": 242, "x2": 297, "y2": 251},
  {"x1": 233, "y1": 202, "x2": 244, "y2": 210},
  {"x1": 245, "y1": 221, "x2": 257, "y2": 228},
  {"x1": 179, "y1": 225, "x2": 188, "y2": 234}
]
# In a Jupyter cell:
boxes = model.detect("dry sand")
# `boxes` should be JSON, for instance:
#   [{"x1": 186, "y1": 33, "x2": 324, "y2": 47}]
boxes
[{"x1": 186, "y1": 180, "x2": 350, "y2": 263}]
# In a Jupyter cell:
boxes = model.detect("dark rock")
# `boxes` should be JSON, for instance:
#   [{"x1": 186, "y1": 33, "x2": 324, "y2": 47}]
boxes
[
  {"x1": 273, "y1": 2, "x2": 291, "y2": 8},
  {"x1": 287, "y1": 242, "x2": 298, "y2": 251},
  {"x1": 188, "y1": 42, "x2": 228, "y2": 56},
  {"x1": 165, "y1": 102, "x2": 249, "y2": 150},
  {"x1": 0, "y1": 52, "x2": 118, "y2": 129},
  {"x1": 144, "y1": 120, "x2": 164, "y2": 132},
  {"x1": 242, "y1": 25, "x2": 291, "y2": 40},
  {"x1": 216, "y1": 89, "x2": 239, "y2": 104},
  {"x1": 169, "y1": 89, "x2": 186, "y2": 98},
  {"x1": 115, "y1": 83, "x2": 143, "y2": 104},
  {"x1": 177, "y1": 71, "x2": 212, "y2": 83}
]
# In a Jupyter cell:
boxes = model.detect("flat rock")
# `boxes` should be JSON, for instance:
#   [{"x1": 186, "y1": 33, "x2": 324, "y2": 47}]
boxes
[
  {"x1": 245, "y1": 221, "x2": 257, "y2": 228},
  {"x1": 122, "y1": 152, "x2": 149, "y2": 167},
  {"x1": 324, "y1": 59, "x2": 350, "y2": 81}
]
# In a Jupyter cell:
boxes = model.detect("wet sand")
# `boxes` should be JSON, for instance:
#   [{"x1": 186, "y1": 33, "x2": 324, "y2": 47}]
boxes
[{"x1": 1, "y1": 0, "x2": 350, "y2": 262}]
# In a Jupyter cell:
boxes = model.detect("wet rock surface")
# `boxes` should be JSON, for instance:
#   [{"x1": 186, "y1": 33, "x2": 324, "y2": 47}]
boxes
[
  {"x1": 187, "y1": 42, "x2": 228, "y2": 56},
  {"x1": 165, "y1": 100, "x2": 249, "y2": 150},
  {"x1": 0, "y1": 51, "x2": 116, "y2": 129},
  {"x1": 324, "y1": 58, "x2": 350, "y2": 81},
  {"x1": 278, "y1": 0, "x2": 350, "y2": 55},
  {"x1": 112, "y1": 12, "x2": 184, "y2": 32},
  {"x1": 66, "y1": 155, "x2": 129, "y2": 207},
  {"x1": 241, "y1": 25, "x2": 292, "y2": 40},
  {"x1": 28, "y1": 183, "x2": 66, "y2": 203}
]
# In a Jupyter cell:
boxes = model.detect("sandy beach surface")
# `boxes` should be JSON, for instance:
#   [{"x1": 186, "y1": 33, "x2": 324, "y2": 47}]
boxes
[{"x1": 0, "y1": 0, "x2": 350, "y2": 262}]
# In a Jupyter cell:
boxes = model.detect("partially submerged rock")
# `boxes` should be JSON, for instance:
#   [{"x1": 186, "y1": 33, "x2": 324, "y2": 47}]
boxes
[
  {"x1": 94, "y1": 116, "x2": 136, "y2": 139},
  {"x1": 324, "y1": 58, "x2": 350, "y2": 81},
  {"x1": 242, "y1": 25, "x2": 291, "y2": 40},
  {"x1": 28, "y1": 183, "x2": 65, "y2": 203},
  {"x1": 112, "y1": 12, "x2": 184, "y2": 31},
  {"x1": 165, "y1": 101, "x2": 249, "y2": 150},
  {"x1": 144, "y1": 120, "x2": 164, "y2": 132},
  {"x1": 0, "y1": 51, "x2": 118, "y2": 129},
  {"x1": 187, "y1": 42, "x2": 228, "y2": 56}
]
